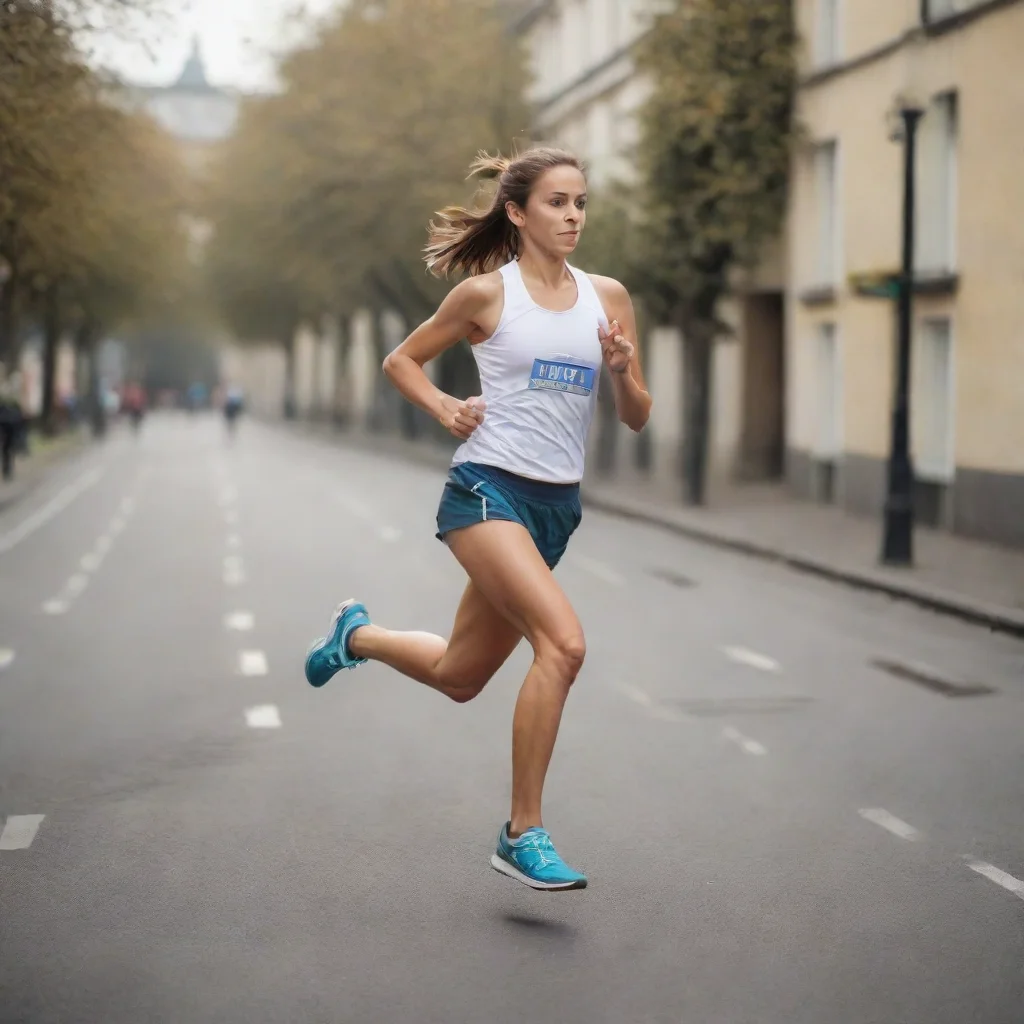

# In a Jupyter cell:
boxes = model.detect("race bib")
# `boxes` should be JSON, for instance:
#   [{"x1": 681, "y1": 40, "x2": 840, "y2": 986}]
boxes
[{"x1": 528, "y1": 359, "x2": 596, "y2": 397}]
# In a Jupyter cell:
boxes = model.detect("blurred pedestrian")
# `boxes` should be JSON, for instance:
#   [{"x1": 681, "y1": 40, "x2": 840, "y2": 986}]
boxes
[
  {"x1": 304, "y1": 147, "x2": 652, "y2": 891},
  {"x1": 0, "y1": 370, "x2": 26, "y2": 481}
]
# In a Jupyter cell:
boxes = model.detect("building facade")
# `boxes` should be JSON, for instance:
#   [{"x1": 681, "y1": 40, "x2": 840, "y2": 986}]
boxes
[
  {"x1": 516, "y1": 0, "x2": 787, "y2": 487},
  {"x1": 787, "y1": 0, "x2": 1024, "y2": 547}
]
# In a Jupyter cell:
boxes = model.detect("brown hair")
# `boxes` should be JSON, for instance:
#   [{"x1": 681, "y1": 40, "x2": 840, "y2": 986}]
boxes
[{"x1": 424, "y1": 146, "x2": 585, "y2": 278}]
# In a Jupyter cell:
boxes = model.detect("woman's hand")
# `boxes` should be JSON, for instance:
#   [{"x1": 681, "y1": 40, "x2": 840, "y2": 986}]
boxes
[
  {"x1": 599, "y1": 319, "x2": 634, "y2": 375},
  {"x1": 439, "y1": 395, "x2": 486, "y2": 440}
]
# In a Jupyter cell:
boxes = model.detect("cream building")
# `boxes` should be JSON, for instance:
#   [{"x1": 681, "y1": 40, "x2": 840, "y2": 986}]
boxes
[
  {"x1": 516, "y1": 0, "x2": 787, "y2": 485},
  {"x1": 787, "y1": 0, "x2": 1024, "y2": 547}
]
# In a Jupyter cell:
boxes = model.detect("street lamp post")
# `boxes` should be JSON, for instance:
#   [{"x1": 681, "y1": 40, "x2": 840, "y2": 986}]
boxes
[{"x1": 881, "y1": 101, "x2": 924, "y2": 566}]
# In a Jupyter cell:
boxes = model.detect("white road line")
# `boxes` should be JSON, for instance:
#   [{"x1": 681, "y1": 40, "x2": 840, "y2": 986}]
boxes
[
  {"x1": 225, "y1": 611, "x2": 255, "y2": 631},
  {"x1": 858, "y1": 808, "x2": 922, "y2": 841},
  {"x1": 223, "y1": 555, "x2": 245, "y2": 585},
  {"x1": 0, "y1": 648, "x2": 13, "y2": 670},
  {"x1": 0, "y1": 467, "x2": 104, "y2": 555},
  {"x1": 336, "y1": 493, "x2": 372, "y2": 521},
  {"x1": 80, "y1": 553, "x2": 101, "y2": 572},
  {"x1": 226, "y1": 534, "x2": 241, "y2": 549},
  {"x1": 964, "y1": 859, "x2": 1024, "y2": 900},
  {"x1": 378, "y1": 525, "x2": 402, "y2": 543},
  {"x1": 723, "y1": 646, "x2": 781, "y2": 674},
  {"x1": 722, "y1": 726, "x2": 767, "y2": 756},
  {"x1": 95, "y1": 535, "x2": 112, "y2": 553},
  {"x1": 617, "y1": 682, "x2": 653, "y2": 707},
  {"x1": 0, "y1": 814, "x2": 45, "y2": 850},
  {"x1": 109, "y1": 516, "x2": 126, "y2": 535},
  {"x1": 569, "y1": 554, "x2": 626, "y2": 586},
  {"x1": 239, "y1": 650, "x2": 268, "y2": 676},
  {"x1": 42, "y1": 599, "x2": 68, "y2": 615},
  {"x1": 65, "y1": 574, "x2": 88, "y2": 595},
  {"x1": 245, "y1": 704, "x2": 282, "y2": 729}
]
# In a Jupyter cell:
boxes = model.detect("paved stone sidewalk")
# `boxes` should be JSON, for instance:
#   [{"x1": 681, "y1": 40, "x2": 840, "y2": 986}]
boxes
[{"x1": 283, "y1": 418, "x2": 1024, "y2": 639}]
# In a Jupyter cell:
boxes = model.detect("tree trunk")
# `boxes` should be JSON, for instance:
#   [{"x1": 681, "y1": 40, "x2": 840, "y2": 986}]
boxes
[
  {"x1": 282, "y1": 326, "x2": 297, "y2": 419},
  {"x1": 595, "y1": 366, "x2": 619, "y2": 476},
  {"x1": 332, "y1": 313, "x2": 351, "y2": 428},
  {"x1": 76, "y1": 320, "x2": 107, "y2": 438},
  {"x1": 40, "y1": 282, "x2": 61, "y2": 435},
  {"x1": 681, "y1": 318, "x2": 715, "y2": 506},
  {"x1": 0, "y1": 255, "x2": 21, "y2": 374}
]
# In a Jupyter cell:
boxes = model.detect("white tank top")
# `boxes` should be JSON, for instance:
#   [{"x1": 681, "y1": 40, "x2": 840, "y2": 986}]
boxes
[{"x1": 450, "y1": 259, "x2": 608, "y2": 484}]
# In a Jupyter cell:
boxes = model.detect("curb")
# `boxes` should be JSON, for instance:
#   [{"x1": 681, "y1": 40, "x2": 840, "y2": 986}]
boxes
[{"x1": 580, "y1": 490, "x2": 1024, "y2": 641}]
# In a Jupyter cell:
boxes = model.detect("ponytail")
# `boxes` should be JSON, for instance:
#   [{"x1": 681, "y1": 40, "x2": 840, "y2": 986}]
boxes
[{"x1": 424, "y1": 146, "x2": 584, "y2": 279}]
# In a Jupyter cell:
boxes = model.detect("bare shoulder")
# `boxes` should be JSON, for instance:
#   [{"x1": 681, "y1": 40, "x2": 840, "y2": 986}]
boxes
[
  {"x1": 445, "y1": 270, "x2": 503, "y2": 312},
  {"x1": 587, "y1": 274, "x2": 632, "y2": 308},
  {"x1": 436, "y1": 269, "x2": 504, "y2": 342}
]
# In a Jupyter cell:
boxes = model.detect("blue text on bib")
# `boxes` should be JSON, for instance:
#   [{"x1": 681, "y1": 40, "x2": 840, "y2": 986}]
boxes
[{"x1": 528, "y1": 359, "x2": 595, "y2": 397}]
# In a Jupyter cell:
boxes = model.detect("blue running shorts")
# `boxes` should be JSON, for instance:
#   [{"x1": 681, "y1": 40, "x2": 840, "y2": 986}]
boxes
[{"x1": 435, "y1": 461, "x2": 582, "y2": 569}]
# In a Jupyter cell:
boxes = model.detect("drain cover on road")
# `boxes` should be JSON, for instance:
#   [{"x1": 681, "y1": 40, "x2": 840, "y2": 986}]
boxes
[
  {"x1": 870, "y1": 657, "x2": 997, "y2": 698},
  {"x1": 647, "y1": 567, "x2": 697, "y2": 588},
  {"x1": 671, "y1": 695, "x2": 813, "y2": 716}
]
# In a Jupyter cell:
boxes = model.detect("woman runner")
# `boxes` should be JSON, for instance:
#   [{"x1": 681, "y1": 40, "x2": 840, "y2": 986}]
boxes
[{"x1": 304, "y1": 147, "x2": 652, "y2": 891}]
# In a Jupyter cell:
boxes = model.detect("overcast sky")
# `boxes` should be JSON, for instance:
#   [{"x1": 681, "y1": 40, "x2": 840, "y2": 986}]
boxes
[{"x1": 85, "y1": 0, "x2": 343, "y2": 92}]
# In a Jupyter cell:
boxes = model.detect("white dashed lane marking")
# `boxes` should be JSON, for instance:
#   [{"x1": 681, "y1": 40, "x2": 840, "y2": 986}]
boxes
[
  {"x1": 40, "y1": 498, "x2": 135, "y2": 614},
  {"x1": 225, "y1": 611, "x2": 255, "y2": 631},
  {"x1": 0, "y1": 815, "x2": 45, "y2": 850},
  {"x1": 723, "y1": 646, "x2": 780, "y2": 673},
  {"x1": 245, "y1": 705, "x2": 282, "y2": 729},
  {"x1": 239, "y1": 650, "x2": 268, "y2": 676},
  {"x1": 0, "y1": 648, "x2": 13, "y2": 670},
  {"x1": 858, "y1": 808, "x2": 922, "y2": 841},
  {"x1": 223, "y1": 556, "x2": 245, "y2": 586},
  {"x1": 964, "y1": 859, "x2": 1024, "y2": 901},
  {"x1": 722, "y1": 726, "x2": 767, "y2": 756}
]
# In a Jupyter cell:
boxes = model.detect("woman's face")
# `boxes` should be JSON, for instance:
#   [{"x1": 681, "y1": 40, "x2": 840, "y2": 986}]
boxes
[{"x1": 509, "y1": 164, "x2": 588, "y2": 256}]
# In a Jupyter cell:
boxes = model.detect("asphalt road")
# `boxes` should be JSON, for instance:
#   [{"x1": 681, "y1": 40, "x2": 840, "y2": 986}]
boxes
[{"x1": 1, "y1": 413, "x2": 1022, "y2": 1024}]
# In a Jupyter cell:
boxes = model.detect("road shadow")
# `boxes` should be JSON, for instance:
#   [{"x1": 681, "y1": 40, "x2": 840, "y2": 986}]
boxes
[{"x1": 497, "y1": 911, "x2": 579, "y2": 942}]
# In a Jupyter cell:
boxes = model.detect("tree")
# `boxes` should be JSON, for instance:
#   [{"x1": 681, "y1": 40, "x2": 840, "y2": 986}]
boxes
[
  {"x1": 203, "y1": 0, "x2": 529, "y2": 421},
  {"x1": 634, "y1": 0, "x2": 797, "y2": 504}
]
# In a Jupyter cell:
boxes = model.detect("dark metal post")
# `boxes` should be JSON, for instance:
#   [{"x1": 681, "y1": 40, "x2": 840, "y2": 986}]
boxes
[{"x1": 881, "y1": 106, "x2": 923, "y2": 566}]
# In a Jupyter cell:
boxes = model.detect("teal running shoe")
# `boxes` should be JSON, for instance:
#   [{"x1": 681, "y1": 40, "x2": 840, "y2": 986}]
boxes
[
  {"x1": 490, "y1": 822, "x2": 588, "y2": 891},
  {"x1": 304, "y1": 599, "x2": 371, "y2": 688}
]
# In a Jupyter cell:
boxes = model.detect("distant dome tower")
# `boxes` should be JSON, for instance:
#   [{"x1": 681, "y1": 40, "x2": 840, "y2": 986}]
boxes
[{"x1": 176, "y1": 34, "x2": 210, "y2": 91}]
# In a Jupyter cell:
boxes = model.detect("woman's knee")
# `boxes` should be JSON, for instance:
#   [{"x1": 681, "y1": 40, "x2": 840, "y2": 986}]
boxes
[
  {"x1": 435, "y1": 663, "x2": 494, "y2": 704},
  {"x1": 535, "y1": 629, "x2": 586, "y2": 685}
]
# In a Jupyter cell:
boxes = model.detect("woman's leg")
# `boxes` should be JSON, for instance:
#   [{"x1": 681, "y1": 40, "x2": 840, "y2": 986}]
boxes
[
  {"x1": 445, "y1": 520, "x2": 585, "y2": 838},
  {"x1": 348, "y1": 579, "x2": 522, "y2": 702}
]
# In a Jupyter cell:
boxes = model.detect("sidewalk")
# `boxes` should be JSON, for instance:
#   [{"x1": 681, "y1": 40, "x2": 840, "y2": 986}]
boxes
[
  {"x1": 581, "y1": 464, "x2": 1024, "y2": 639},
  {"x1": 0, "y1": 426, "x2": 90, "y2": 514},
  {"x1": 282, "y1": 419, "x2": 1024, "y2": 639}
]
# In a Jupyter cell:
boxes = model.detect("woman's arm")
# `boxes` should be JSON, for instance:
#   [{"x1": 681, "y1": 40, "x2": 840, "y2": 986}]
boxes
[
  {"x1": 381, "y1": 275, "x2": 500, "y2": 440},
  {"x1": 591, "y1": 275, "x2": 652, "y2": 433}
]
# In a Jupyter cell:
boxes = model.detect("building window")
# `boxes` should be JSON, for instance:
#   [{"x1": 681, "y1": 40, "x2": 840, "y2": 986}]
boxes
[
  {"x1": 912, "y1": 318, "x2": 955, "y2": 481},
  {"x1": 814, "y1": 0, "x2": 841, "y2": 66},
  {"x1": 813, "y1": 323, "x2": 842, "y2": 459},
  {"x1": 813, "y1": 140, "x2": 840, "y2": 287},
  {"x1": 915, "y1": 91, "x2": 958, "y2": 274}
]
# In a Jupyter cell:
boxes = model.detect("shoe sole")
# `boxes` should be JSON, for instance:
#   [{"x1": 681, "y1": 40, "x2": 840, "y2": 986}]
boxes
[{"x1": 489, "y1": 853, "x2": 587, "y2": 891}]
